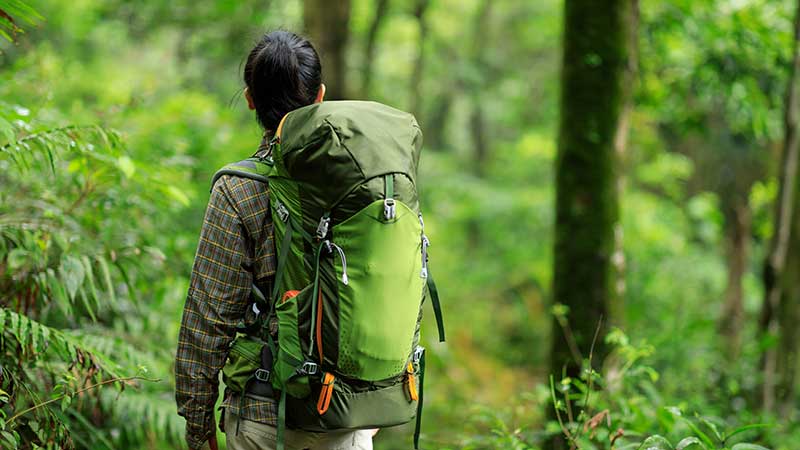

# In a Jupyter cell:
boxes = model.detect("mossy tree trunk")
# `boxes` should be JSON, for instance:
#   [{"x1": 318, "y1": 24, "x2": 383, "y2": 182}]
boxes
[
  {"x1": 304, "y1": 0, "x2": 351, "y2": 100},
  {"x1": 610, "y1": 0, "x2": 639, "y2": 328},
  {"x1": 760, "y1": 0, "x2": 800, "y2": 415},
  {"x1": 548, "y1": 0, "x2": 630, "y2": 445}
]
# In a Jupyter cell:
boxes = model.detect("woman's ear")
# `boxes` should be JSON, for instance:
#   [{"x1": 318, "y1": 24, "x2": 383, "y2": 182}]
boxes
[
  {"x1": 315, "y1": 84, "x2": 326, "y2": 103},
  {"x1": 244, "y1": 87, "x2": 256, "y2": 110}
]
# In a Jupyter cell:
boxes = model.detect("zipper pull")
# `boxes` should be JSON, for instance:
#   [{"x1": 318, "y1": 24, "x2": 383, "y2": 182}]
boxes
[
  {"x1": 419, "y1": 213, "x2": 429, "y2": 279},
  {"x1": 420, "y1": 236, "x2": 429, "y2": 279},
  {"x1": 317, "y1": 372, "x2": 336, "y2": 415},
  {"x1": 405, "y1": 362, "x2": 418, "y2": 401},
  {"x1": 329, "y1": 242, "x2": 349, "y2": 285}
]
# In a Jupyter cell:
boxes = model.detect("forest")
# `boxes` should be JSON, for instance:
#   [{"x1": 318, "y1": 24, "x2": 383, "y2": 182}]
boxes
[{"x1": 1, "y1": 0, "x2": 799, "y2": 449}]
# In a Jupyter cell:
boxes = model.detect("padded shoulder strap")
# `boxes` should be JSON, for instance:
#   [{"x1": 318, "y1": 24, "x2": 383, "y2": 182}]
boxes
[{"x1": 210, "y1": 158, "x2": 272, "y2": 191}]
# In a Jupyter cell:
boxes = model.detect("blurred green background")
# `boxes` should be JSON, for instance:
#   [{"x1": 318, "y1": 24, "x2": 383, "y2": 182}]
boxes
[{"x1": 1, "y1": 0, "x2": 799, "y2": 449}]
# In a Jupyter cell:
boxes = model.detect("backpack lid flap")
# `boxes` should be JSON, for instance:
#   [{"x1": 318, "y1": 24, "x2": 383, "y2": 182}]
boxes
[{"x1": 276, "y1": 101, "x2": 422, "y2": 208}]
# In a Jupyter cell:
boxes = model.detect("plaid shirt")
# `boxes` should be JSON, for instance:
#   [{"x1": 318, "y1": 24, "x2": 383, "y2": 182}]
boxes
[{"x1": 175, "y1": 138, "x2": 278, "y2": 450}]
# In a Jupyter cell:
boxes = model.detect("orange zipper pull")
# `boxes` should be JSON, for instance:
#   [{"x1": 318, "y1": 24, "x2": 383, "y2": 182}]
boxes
[
  {"x1": 317, "y1": 372, "x2": 336, "y2": 415},
  {"x1": 406, "y1": 362, "x2": 418, "y2": 401},
  {"x1": 281, "y1": 290, "x2": 300, "y2": 304}
]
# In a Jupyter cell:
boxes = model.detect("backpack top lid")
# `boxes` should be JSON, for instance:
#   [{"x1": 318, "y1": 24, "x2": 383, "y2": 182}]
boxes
[{"x1": 273, "y1": 101, "x2": 423, "y2": 209}]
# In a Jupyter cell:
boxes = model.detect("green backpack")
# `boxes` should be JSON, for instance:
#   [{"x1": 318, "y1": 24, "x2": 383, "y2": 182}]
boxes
[{"x1": 215, "y1": 101, "x2": 445, "y2": 450}]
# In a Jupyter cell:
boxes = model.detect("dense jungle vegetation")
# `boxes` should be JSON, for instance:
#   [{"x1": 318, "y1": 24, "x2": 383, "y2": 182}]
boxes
[{"x1": 1, "y1": 0, "x2": 799, "y2": 449}]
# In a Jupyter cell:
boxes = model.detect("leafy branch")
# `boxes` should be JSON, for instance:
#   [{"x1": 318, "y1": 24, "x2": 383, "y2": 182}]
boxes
[{"x1": 7, "y1": 374, "x2": 161, "y2": 424}]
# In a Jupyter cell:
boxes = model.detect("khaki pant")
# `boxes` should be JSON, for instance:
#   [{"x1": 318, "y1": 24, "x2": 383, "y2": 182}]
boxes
[{"x1": 224, "y1": 409, "x2": 373, "y2": 450}]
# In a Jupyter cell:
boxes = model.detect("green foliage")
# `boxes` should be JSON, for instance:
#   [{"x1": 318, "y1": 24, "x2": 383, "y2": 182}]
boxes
[
  {"x1": 1, "y1": 0, "x2": 799, "y2": 449},
  {"x1": 0, "y1": 103, "x2": 184, "y2": 448},
  {"x1": 0, "y1": 0, "x2": 42, "y2": 42}
]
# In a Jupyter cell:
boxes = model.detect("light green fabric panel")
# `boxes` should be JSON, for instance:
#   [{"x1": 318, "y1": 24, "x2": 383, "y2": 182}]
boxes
[{"x1": 332, "y1": 199, "x2": 423, "y2": 380}]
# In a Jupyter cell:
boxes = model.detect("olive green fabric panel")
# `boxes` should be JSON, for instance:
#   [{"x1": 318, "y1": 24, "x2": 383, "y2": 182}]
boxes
[
  {"x1": 332, "y1": 199, "x2": 424, "y2": 380},
  {"x1": 268, "y1": 178, "x2": 310, "y2": 297},
  {"x1": 222, "y1": 336, "x2": 265, "y2": 394},
  {"x1": 331, "y1": 173, "x2": 419, "y2": 224},
  {"x1": 272, "y1": 286, "x2": 311, "y2": 398},
  {"x1": 286, "y1": 377, "x2": 417, "y2": 431},
  {"x1": 277, "y1": 101, "x2": 423, "y2": 210}
]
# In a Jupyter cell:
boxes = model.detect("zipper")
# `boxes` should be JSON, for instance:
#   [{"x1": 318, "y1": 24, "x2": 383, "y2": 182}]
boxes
[
  {"x1": 316, "y1": 287, "x2": 324, "y2": 363},
  {"x1": 328, "y1": 172, "x2": 412, "y2": 212},
  {"x1": 419, "y1": 213, "x2": 429, "y2": 279},
  {"x1": 231, "y1": 340, "x2": 261, "y2": 365}
]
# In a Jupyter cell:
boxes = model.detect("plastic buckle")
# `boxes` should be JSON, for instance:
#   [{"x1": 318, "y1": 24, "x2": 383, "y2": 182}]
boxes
[
  {"x1": 412, "y1": 346, "x2": 425, "y2": 363},
  {"x1": 384, "y1": 198, "x2": 396, "y2": 220},
  {"x1": 276, "y1": 202, "x2": 290, "y2": 223},
  {"x1": 254, "y1": 368, "x2": 271, "y2": 382},
  {"x1": 316, "y1": 216, "x2": 330, "y2": 239},
  {"x1": 300, "y1": 361, "x2": 319, "y2": 376}
]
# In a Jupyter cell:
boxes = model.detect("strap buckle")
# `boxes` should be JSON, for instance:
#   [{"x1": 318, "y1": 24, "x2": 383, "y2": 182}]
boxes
[
  {"x1": 276, "y1": 202, "x2": 290, "y2": 223},
  {"x1": 384, "y1": 198, "x2": 396, "y2": 220},
  {"x1": 316, "y1": 216, "x2": 330, "y2": 239},
  {"x1": 254, "y1": 368, "x2": 271, "y2": 382},
  {"x1": 299, "y1": 361, "x2": 319, "y2": 376}
]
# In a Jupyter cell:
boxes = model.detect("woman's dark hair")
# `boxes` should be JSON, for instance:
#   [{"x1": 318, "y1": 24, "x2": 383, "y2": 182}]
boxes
[{"x1": 244, "y1": 30, "x2": 322, "y2": 132}]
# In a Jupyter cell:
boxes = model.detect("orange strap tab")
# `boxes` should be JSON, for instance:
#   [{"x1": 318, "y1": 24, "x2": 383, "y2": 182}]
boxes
[
  {"x1": 317, "y1": 372, "x2": 336, "y2": 415},
  {"x1": 406, "y1": 362, "x2": 418, "y2": 401},
  {"x1": 281, "y1": 290, "x2": 300, "y2": 304}
]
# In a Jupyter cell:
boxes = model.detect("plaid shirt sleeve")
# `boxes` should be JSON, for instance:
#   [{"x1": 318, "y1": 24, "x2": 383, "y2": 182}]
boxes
[{"x1": 175, "y1": 174, "x2": 273, "y2": 450}]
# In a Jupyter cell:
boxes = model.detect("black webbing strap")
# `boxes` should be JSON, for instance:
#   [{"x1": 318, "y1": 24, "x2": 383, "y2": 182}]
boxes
[
  {"x1": 277, "y1": 388, "x2": 287, "y2": 450},
  {"x1": 426, "y1": 271, "x2": 446, "y2": 342},
  {"x1": 413, "y1": 348, "x2": 426, "y2": 449}
]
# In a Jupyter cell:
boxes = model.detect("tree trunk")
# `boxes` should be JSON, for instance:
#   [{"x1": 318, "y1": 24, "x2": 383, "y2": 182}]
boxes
[
  {"x1": 610, "y1": 0, "x2": 638, "y2": 328},
  {"x1": 408, "y1": 0, "x2": 430, "y2": 117},
  {"x1": 470, "y1": 0, "x2": 492, "y2": 176},
  {"x1": 425, "y1": 92, "x2": 453, "y2": 150},
  {"x1": 465, "y1": 0, "x2": 492, "y2": 249},
  {"x1": 549, "y1": 0, "x2": 629, "y2": 446},
  {"x1": 760, "y1": 0, "x2": 800, "y2": 414},
  {"x1": 719, "y1": 202, "x2": 751, "y2": 359},
  {"x1": 776, "y1": 207, "x2": 800, "y2": 416},
  {"x1": 361, "y1": 0, "x2": 390, "y2": 98},
  {"x1": 304, "y1": 0, "x2": 351, "y2": 100}
]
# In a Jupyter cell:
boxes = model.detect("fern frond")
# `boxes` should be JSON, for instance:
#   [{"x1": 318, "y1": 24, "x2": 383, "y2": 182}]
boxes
[
  {"x1": 65, "y1": 330, "x2": 167, "y2": 375},
  {"x1": 0, "y1": 125, "x2": 123, "y2": 174},
  {"x1": 0, "y1": 308, "x2": 126, "y2": 379},
  {"x1": 99, "y1": 387, "x2": 186, "y2": 447}
]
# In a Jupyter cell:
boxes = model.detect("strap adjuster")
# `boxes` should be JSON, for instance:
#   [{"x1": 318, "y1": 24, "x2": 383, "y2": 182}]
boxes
[
  {"x1": 299, "y1": 361, "x2": 319, "y2": 376},
  {"x1": 276, "y1": 202, "x2": 290, "y2": 223},
  {"x1": 254, "y1": 368, "x2": 271, "y2": 382},
  {"x1": 384, "y1": 198, "x2": 396, "y2": 220}
]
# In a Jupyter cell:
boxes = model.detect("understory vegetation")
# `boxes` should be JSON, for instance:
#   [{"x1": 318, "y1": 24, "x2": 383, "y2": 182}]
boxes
[{"x1": 1, "y1": 0, "x2": 798, "y2": 449}]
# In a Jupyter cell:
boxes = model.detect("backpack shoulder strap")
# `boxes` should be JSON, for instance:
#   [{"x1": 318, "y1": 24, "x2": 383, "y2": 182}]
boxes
[{"x1": 210, "y1": 157, "x2": 272, "y2": 191}]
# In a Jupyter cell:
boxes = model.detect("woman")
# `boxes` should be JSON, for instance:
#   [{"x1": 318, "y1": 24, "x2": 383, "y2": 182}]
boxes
[{"x1": 175, "y1": 31, "x2": 373, "y2": 450}]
